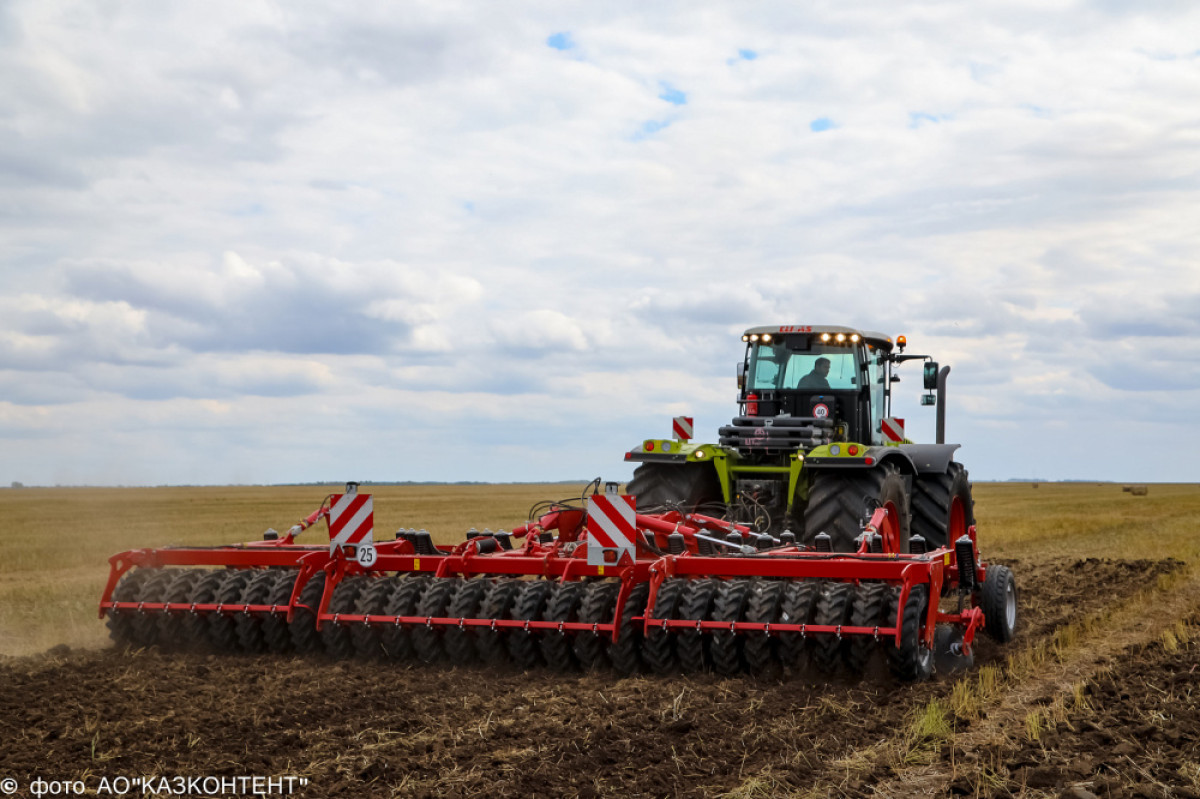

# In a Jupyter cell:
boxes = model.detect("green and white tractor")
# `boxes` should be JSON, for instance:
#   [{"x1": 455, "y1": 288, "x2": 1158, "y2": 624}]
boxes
[{"x1": 625, "y1": 325, "x2": 973, "y2": 552}]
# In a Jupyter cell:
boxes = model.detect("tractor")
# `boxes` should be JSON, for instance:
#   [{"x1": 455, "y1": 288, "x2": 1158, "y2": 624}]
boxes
[{"x1": 626, "y1": 325, "x2": 972, "y2": 552}]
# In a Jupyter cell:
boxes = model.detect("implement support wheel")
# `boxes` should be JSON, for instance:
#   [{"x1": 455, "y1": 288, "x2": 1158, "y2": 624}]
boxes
[{"x1": 980, "y1": 565, "x2": 1018, "y2": 643}]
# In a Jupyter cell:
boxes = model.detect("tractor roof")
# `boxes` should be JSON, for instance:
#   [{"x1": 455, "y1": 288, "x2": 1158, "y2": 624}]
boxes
[{"x1": 741, "y1": 325, "x2": 895, "y2": 352}]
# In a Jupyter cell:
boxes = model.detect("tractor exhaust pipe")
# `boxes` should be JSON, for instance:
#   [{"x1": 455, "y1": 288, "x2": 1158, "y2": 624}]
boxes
[{"x1": 936, "y1": 365, "x2": 951, "y2": 444}]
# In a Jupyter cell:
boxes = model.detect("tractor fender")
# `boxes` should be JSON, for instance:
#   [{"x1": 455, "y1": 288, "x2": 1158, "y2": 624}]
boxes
[
  {"x1": 807, "y1": 445, "x2": 959, "y2": 476},
  {"x1": 888, "y1": 443, "x2": 961, "y2": 475}
]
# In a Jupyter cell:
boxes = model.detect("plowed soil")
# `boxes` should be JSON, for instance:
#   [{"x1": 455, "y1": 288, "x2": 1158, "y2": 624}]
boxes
[
  {"x1": 0, "y1": 557, "x2": 1192, "y2": 798},
  {"x1": 959, "y1": 629, "x2": 1200, "y2": 799}
]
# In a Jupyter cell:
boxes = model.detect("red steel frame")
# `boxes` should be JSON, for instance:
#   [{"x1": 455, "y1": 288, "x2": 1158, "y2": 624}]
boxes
[{"x1": 100, "y1": 496, "x2": 989, "y2": 652}]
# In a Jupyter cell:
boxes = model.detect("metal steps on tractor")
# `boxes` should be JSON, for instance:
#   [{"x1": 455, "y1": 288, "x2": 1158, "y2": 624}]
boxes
[{"x1": 99, "y1": 485, "x2": 1015, "y2": 682}]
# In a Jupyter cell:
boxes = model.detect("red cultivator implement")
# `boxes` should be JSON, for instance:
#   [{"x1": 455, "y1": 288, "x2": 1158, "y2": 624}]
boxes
[{"x1": 100, "y1": 481, "x2": 1017, "y2": 680}]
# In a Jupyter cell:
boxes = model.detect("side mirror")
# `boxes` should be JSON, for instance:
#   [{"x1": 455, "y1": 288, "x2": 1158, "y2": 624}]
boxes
[
  {"x1": 923, "y1": 361, "x2": 939, "y2": 390},
  {"x1": 737, "y1": 362, "x2": 746, "y2": 391}
]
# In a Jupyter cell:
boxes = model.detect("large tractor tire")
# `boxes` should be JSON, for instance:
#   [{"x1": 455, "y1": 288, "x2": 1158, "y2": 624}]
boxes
[
  {"x1": 626, "y1": 462, "x2": 723, "y2": 514},
  {"x1": 802, "y1": 464, "x2": 910, "y2": 552},
  {"x1": 910, "y1": 463, "x2": 974, "y2": 549}
]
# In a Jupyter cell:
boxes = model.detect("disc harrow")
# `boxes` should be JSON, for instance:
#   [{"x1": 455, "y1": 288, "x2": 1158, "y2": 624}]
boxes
[{"x1": 100, "y1": 481, "x2": 1018, "y2": 681}]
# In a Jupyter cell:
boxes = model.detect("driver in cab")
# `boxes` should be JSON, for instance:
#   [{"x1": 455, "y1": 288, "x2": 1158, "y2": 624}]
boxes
[{"x1": 796, "y1": 357, "x2": 831, "y2": 390}]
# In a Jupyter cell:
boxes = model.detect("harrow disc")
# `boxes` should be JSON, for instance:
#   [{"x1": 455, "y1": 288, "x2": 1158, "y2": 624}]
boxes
[
  {"x1": 887, "y1": 585, "x2": 933, "y2": 682},
  {"x1": 235, "y1": 570, "x2": 279, "y2": 654},
  {"x1": 475, "y1": 578, "x2": 521, "y2": 665},
  {"x1": 506, "y1": 580, "x2": 555, "y2": 669},
  {"x1": 934, "y1": 624, "x2": 975, "y2": 676},
  {"x1": 777, "y1": 579, "x2": 821, "y2": 670},
  {"x1": 381, "y1": 575, "x2": 430, "y2": 661},
  {"x1": 289, "y1": 571, "x2": 327, "y2": 655},
  {"x1": 573, "y1": 580, "x2": 619, "y2": 670},
  {"x1": 445, "y1": 578, "x2": 490, "y2": 665},
  {"x1": 609, "y1": 582, "x2": 650, "y2": 675},
  {"x1": 413, "y1": 577, "x2": 461, "y2": 664},
  {"x1": 352, "y1": 576, "x2": 397, "y2": 659},
  {"x1": 540, "y1": 581, "x2": 584, "y2": 671},
  {"x1": 743, "y1": 580, "x2": 786, "y2": 675},
  {"x1": 208, "y1": 570, "x2": 253, "y2": 652},
  {"x1": 260, "y1": 570, "x2": 298, "y2": 654},
  {"x1": 710, "y1": 579, "x2": 753, "y2": 676},
  {"x1": 812, "y1": 583, "x2": 855, "y2": 674},
  {"x1": 181, "y1": 570, "x2": 224, "y2": 650},
  {"x1": 846, "y1": 582, "x2": 890, "y2": 674},
  {"x1": 106, "y1": 568, "x2": 154, "y2": 648},
  {"x1": 157, "y1": 570, "x2": 203, "y2": 651},
  {"x1": 131, "y1": 569, "x2": 174, "y2": 648},
  {"x1": 322, "y1": 575, "x2": 367, "y2": 658},
  {"x1": 675, "y1": 579, "x2": 719, "y2": 672},
  {"x1": 643, "y1": 578, "x2": 687, "y2": 674}
]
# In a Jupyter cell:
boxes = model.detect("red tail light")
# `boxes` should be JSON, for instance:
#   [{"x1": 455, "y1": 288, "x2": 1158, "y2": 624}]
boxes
[{"x1": 746, "y1": 393, "x2": 759, "y2": 416}]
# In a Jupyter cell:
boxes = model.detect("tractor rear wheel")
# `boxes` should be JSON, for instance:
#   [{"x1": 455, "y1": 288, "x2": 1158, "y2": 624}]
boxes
[
  {"x1": 911, "y1": 463, "x2": 974, "y2": 549},
  {"x1": 803, "y1": 464, "x2": 910, "y2": 552},
  {"x1": 627, "y1": 462, "x2": 723, "y2": 514}
]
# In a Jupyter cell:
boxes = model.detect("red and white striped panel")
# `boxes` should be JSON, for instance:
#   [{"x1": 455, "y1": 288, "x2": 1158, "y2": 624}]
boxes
[
  {"x1": 328, "y1": 490, "x2": 374, "y2": 555},
  {"x1": 672, "y1": 415, "x2": 694, "y2": 442},
  {"x1": 586, "y1": 493, "x2": 636, "y2": 566},
  {"x1": 882, "y1": 417, "x2": 905, "y2": 443}
]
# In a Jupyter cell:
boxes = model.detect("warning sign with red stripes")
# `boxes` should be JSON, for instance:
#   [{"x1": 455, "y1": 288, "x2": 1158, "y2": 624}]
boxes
[
  {"x1": 586, "y1": 493, "x2": 636, "y2": 566},
  {"x1": 672, "y1": 415, "x2": 694, "y2": 441},
  {"x1": 882, "y1": 417, "x2": 905, "y2": 443},
  {"x1": 328, "y1": 489, "x2": 374, "y2": 555}
]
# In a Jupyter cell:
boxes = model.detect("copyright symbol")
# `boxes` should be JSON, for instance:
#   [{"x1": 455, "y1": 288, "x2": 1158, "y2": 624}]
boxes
[{"x1": 1, "y1": 777, "x2": 17, "y2": 794}]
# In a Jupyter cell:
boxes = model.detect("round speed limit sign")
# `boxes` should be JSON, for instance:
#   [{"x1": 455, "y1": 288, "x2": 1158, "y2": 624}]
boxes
[{"x1": 356, "y1": 543, "x2": 378, "y2": 567}]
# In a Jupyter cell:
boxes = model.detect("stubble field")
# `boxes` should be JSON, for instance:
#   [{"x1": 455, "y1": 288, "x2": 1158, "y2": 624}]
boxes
[{"x1": 1, "y1": 482, "x2": 1198, "y2": 798}]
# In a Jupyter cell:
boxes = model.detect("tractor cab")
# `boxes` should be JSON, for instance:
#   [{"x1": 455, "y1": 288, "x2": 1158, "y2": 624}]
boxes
[{"x1": 720, "y1": 326, "x2": 894, "y2": 454}]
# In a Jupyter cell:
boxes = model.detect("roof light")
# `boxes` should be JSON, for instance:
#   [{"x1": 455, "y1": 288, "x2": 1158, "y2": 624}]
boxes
[
  {"x1": 850, "y1": 334, "x2": 860, "y2": 342},
  {"x1": 742, "y1": 335, "x2": 749, "y2": 342},
  {"x1": 749, "y1": 334, "x2": 760, "y2": 342},
  {"x1": 835, "y1": 333, "x2": 846, "y2": 342},
  {"x1": 821, "y1": 333, "x2": 831, "y2": 342},
  {"x1": 761, "y1": 333, "x2": 772, "y2": 343}
]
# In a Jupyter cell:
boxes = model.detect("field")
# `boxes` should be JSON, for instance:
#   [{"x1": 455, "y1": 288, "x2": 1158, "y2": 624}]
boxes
[{"x1": 1, "y1": 482, "x2": 1199, "y2": 798}]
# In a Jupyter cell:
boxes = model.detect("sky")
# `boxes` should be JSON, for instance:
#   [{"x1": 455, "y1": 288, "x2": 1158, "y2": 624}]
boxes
[{"x1": 1, "y1": 1, "x2": 1198, "y2": 487}]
